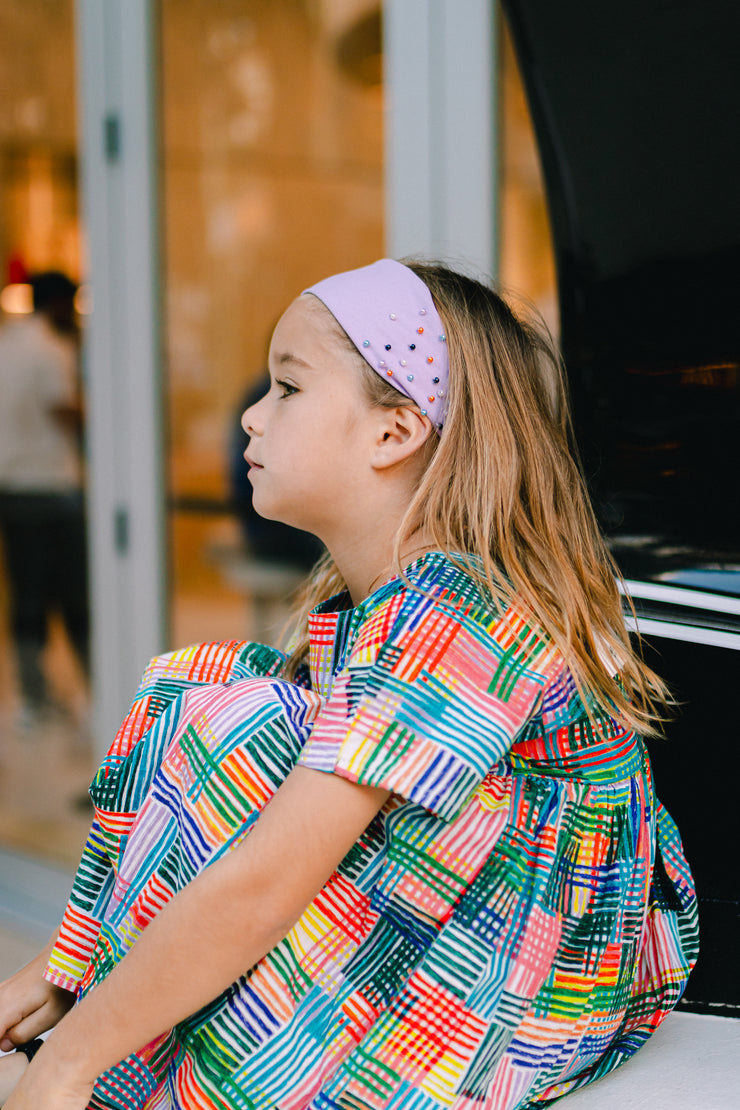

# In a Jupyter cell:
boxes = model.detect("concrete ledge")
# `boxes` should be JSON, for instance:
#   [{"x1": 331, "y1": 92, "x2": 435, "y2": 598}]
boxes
[{"x1": 563, "y1": 1012, "x2": 739, "y2": 1109}]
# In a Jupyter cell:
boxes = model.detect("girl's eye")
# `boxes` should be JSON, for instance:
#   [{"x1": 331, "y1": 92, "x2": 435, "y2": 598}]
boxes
[{"x1": 275, "y1": 379, "x2": 298, "y2": 399}]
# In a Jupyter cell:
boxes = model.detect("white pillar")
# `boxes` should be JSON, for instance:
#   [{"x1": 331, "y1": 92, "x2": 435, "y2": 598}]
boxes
[
  {"x1": 75, "y1": 0, "x2": 165, "y2": 758},
  {"x1": 383, "y1": 0, "x2": 499, "y2": 279}
]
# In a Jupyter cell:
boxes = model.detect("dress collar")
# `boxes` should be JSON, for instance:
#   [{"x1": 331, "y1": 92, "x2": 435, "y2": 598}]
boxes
[{"x1": 306, "y1": 552, "x2": 452, "y2": 695}]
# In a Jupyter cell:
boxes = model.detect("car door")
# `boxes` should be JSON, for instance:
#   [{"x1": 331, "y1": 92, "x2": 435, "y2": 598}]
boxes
[{"x1": 502, "y1": 0, "x2": 740, "y2": 1016}]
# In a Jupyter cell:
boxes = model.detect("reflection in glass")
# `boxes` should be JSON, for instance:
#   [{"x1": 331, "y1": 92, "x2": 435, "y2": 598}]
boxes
[
  {"x1": 160, "y1": 0, "x2": 386, "y2": 650},
  {"x1": 502, "y1": 0, "x2": 740, "y2": 587},
  {"x1": 0, "y1": 0, "x2": 93, "y2": 867}
]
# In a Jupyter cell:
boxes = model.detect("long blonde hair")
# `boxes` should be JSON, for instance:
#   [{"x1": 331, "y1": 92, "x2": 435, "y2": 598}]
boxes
[{"x1": 282, "y1": 260, "x2": 670, "y2": 735}]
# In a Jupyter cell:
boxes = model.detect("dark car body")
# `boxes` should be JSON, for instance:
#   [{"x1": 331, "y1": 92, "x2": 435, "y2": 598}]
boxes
[{"x1": 503, "y1": 0, "x2": 740, "y2": 1016}]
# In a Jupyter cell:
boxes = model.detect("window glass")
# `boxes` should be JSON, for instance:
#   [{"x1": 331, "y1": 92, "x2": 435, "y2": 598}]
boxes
[
  {"x1": 501, "y1": 0, "x2": 740, "y2": 595},
  {"x1": 159, "y1": 0, "x2": 385, "y2": 649},
  {"x1": 0, "y1": 0, "x2": 93, "y2": 867}
]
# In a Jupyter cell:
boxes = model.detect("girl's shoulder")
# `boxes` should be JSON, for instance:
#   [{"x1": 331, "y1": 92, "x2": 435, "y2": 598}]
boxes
[{"x1": 355, "y1": 551, "x2": 563, "y2": 680}]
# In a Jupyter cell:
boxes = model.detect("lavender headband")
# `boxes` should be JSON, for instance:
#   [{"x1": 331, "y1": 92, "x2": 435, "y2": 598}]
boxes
[{"x1": 304, "y1": 258, "x2": 449, "y2": 431}]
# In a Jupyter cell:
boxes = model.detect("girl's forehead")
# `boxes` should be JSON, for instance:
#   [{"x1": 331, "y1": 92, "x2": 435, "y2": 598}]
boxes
[{"x1": 269, "y1": 296, "x2": 342, "y2": 362}]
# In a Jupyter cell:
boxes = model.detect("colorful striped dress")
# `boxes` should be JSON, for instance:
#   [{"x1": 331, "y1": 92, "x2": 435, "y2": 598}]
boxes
[{"x1": 44, "y1": 553, "x2": 698, "y2": 1109}]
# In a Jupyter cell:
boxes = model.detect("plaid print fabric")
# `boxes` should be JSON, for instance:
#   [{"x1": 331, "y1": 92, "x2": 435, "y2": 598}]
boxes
[{"x1": 45, "y1": 553, "x2": 698, "y2": 1109}]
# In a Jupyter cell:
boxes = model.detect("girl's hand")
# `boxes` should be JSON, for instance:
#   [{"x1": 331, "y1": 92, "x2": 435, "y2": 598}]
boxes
[
  {"x1": 0, "y1": 946, "x2": 75, "y2": 1052},
  {"x1": 2, "y1": 1052, "x2": 94, "y2": 1110}
]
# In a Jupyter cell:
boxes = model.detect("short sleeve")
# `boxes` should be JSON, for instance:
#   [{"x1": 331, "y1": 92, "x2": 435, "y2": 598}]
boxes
[{"x1": 298, "y1": 589, "x2": 558, "y2": 821}]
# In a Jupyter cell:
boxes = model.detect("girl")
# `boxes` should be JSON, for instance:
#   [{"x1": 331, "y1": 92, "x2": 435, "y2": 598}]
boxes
[{"x1": 0, "y1": 259, "x2": 697, "y2": 1109}]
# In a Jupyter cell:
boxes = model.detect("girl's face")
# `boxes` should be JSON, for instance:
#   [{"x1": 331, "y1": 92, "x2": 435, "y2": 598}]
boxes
[{"x1": 242, "y1": 296, "x2": 380, "y2": 538}]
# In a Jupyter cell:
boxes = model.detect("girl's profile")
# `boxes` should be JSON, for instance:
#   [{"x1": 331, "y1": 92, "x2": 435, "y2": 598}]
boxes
[{"x1": 0, "y1": 259, "x2": 698, "y2": 1109}]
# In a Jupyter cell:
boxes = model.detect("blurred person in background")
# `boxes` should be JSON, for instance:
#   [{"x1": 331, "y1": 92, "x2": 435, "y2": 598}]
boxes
[{"x1": 0, "y1": 270, "x2": 89, "y2": 727}]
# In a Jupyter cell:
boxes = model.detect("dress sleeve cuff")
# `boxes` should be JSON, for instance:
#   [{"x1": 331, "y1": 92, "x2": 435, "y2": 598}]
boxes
[{"x1": 43, "y1": 904, "x2": 102, "y2": 992}]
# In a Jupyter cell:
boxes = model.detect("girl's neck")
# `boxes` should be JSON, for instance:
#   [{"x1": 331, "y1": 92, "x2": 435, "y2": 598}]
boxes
[{"x1": 331, "y1": 530, "x2": 438, "y2": 606}]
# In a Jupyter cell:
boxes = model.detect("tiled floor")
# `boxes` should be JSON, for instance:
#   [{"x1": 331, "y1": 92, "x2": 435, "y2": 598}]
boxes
[{"x1": 0, "y1": 707, "x2": 93, "y2": 870}]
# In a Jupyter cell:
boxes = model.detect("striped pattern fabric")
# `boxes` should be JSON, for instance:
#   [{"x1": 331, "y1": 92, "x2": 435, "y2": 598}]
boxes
[{"x1": 45, "y1": 553, "x2": 698, "y2": 1109}]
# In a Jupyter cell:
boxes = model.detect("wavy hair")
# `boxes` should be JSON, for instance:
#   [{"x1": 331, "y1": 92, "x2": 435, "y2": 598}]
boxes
[{"x1": 282, "y1": 260, "x2": 670, "y2": 735}]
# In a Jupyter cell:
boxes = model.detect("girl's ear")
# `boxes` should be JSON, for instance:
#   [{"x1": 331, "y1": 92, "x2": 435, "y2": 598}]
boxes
[{"x1": 370, "y1": 406, "x2": 434, "y2": 470}]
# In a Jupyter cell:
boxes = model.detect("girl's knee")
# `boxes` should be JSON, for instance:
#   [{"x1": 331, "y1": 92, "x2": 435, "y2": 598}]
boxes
[{"x1": 177, "y1": 676, "x2": 323, "y2": 743}]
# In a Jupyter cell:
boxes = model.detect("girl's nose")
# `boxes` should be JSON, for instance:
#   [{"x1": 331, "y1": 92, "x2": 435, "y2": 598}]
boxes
[
  {"x1": 241, "y1": 406, "x2": 255, "y2": 437},
  {"x1": 241, "y1": 372, "x2": 271, "y2": 437},
  {"x1": 242, "y1": 397, "x2": 263, "y2": 438}
]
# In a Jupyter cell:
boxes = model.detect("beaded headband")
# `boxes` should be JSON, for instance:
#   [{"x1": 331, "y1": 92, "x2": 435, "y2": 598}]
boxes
[{"x1": 304, "y1": 258, "x2": 449, "y2": 431}]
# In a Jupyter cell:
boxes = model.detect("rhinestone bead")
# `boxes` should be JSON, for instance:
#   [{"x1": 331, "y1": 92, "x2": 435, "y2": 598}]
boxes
[
  {"x1": 409, "y1": 343, "x2": 416, "y2": 350},
  {"x1": 362, "y1": 339, "x2": 370, "y2": 347},
  {"x1": 385, "y1": 344, "x2": 391, "y2": 351},
  {"x1": 389, "y1": 313, "x2": 397, "y2": 320},
  {"x1": 406, "y1": 374, "x2": 414, "y2": 382},
  {"x1": 400, "y1": 359, "x2": 407, "y2": 367},
  {"x1": 432, "y1": 376, "x2": 440, "y2": 383}
]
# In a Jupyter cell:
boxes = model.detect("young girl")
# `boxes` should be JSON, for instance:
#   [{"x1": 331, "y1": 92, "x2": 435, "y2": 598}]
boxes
[{"x1": 0, "y1": 259, "x2": 698, "y2": 1110}]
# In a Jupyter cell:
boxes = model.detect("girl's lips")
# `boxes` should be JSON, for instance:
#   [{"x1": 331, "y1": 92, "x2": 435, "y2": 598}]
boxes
[{"x1": 245, "y1": 454, "x2": 263, "y2": 469}]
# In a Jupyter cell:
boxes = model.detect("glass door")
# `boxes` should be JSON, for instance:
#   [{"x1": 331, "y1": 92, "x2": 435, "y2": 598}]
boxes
[
  {"x1": 158, "y1": 0, "x2": 385, "y2": 652},
  {"x1": 0, "y1": 0, "x2": 94, "y2": 869}
]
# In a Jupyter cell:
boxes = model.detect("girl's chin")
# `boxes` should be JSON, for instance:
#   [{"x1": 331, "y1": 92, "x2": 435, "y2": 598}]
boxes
[{"x1": 251, "y1": 502, "x2": 305, "y2": 532}]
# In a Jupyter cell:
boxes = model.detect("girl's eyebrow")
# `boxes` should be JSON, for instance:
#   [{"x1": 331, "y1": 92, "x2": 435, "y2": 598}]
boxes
[{"x1": 275, "y1": 352, "x2": 314, "y2": 370}]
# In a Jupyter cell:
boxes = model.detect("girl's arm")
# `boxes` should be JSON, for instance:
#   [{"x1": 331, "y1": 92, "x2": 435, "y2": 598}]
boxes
[{"x1": 6, "y1": 767, "x2": 390, "y2": 1109}]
